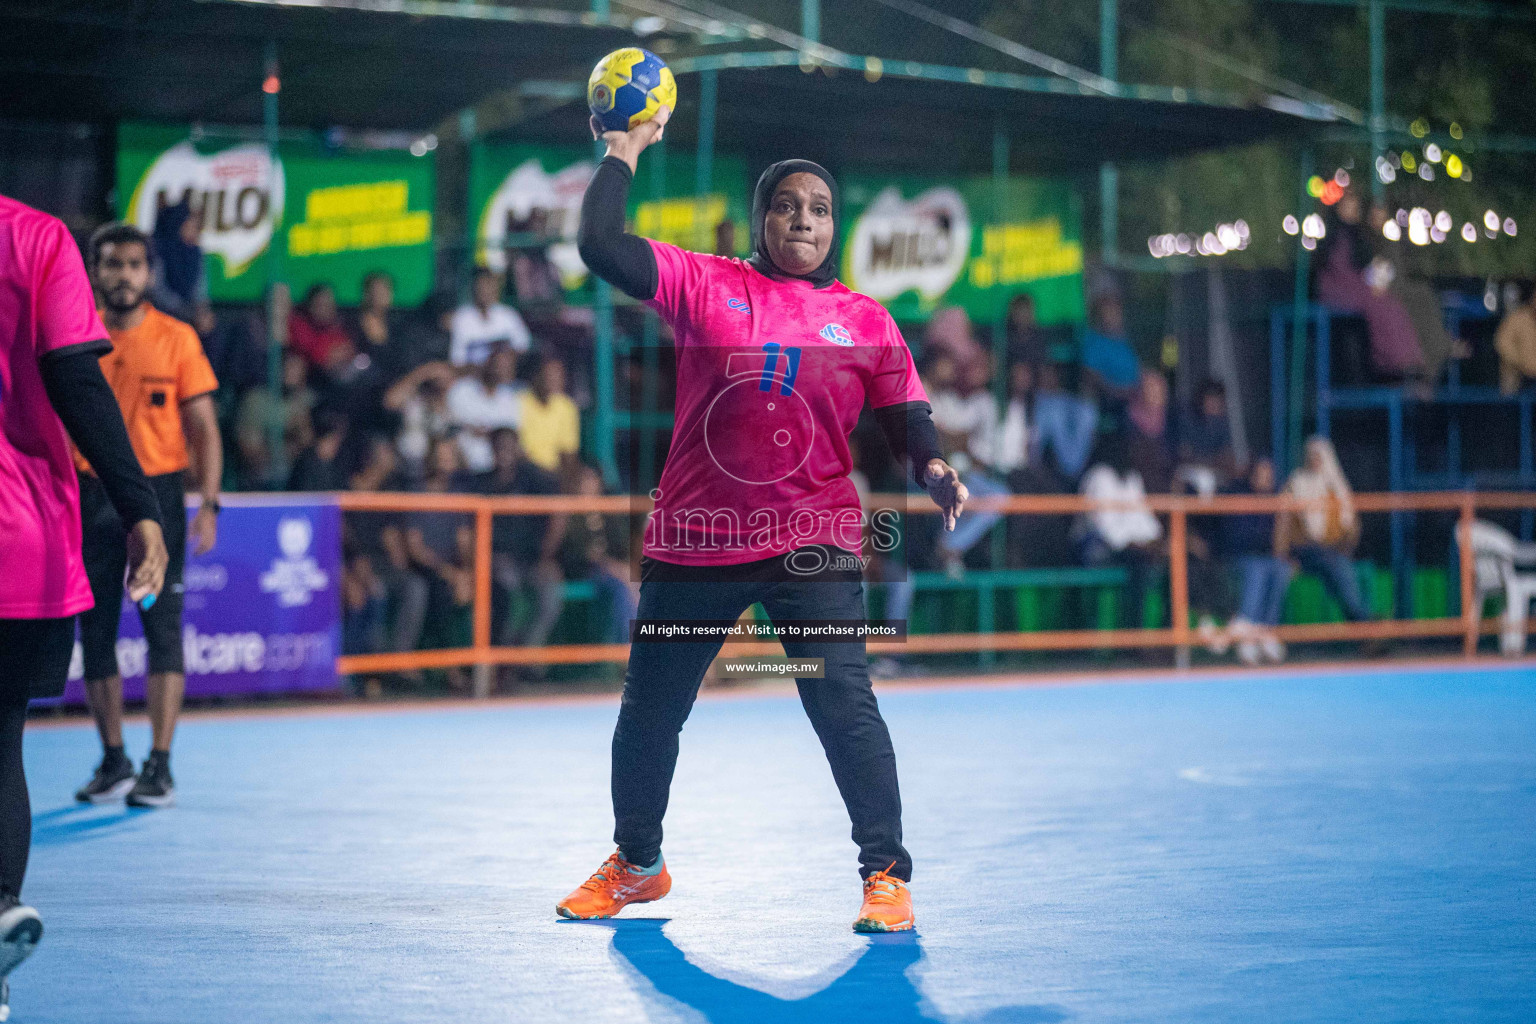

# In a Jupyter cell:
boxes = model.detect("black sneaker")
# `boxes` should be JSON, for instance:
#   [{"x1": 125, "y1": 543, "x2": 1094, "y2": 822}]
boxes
[
  {"x1": 125, "y1": 754, "x2": 175, "y2": 809},
  {"x1": 74, "y1": 753, "x2": 135, "y2": 804},
  {"x1": 0, "y1": 894, "x2": 43, "y2": 1021}
]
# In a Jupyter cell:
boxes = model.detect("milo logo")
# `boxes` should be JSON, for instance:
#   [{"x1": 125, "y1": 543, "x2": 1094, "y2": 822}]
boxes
[
  {"x1": 127, "y1": 141, "x2": 286, "y2": 277},
  {"x1": 845, "y1": 185, "x2": 971, "y2": 303}
]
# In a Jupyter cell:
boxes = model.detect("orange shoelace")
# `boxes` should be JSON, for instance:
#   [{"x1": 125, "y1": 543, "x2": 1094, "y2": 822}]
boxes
[
  {"x1": 863, "y1": 866, "x2": 905, "y2": 905},
  {"x1": 579, "y1": 854, "x2": 631, "y2": 892}
]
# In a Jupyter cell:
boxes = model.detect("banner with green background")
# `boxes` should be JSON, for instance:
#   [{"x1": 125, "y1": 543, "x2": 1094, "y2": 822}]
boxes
[
  {"x1": 839, "y1": 174, "x2": 1084, "y2": 325},
  {"x1": 116, "y1": 123, "x2": 435, "y2": 306},
  {"x1": 468, "y1": 142, "x2": 749, "y2": 295}
]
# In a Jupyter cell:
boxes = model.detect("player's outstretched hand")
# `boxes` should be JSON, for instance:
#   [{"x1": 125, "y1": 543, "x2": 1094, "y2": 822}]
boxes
[
  {"x1": 125, "y1": 518, "x2": 169, "y2": 605},
  {"x1": 592, "y1": 105, "x2": 671, "y2": 174},
  {"x1": 923, "y1": 459, "x2": 969, "y2": 532}
]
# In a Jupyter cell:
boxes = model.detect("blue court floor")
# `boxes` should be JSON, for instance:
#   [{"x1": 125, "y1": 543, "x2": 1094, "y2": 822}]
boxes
[{"x1": 15, "y1": 663, "x2": 1536, "y2": 1024}]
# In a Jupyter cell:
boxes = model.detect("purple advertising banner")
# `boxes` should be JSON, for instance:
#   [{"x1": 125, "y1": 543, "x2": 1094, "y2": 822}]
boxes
[{"x1": 42, "y1": 496, "x2": 342, "y2": 704}]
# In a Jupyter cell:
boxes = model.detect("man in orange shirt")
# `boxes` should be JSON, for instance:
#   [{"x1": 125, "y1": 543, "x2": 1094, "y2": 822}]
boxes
[{"x1": 75, "y1": 223, "x2": 223, "y2": 809}]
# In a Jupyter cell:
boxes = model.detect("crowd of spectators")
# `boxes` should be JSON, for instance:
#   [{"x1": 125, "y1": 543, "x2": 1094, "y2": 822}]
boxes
[
  {"x1": 178, "y1": 246, "x2": 628, "y2": 691},
  {"x1": 866, "y1": 292, "x2": 1379, "y2": 670}
]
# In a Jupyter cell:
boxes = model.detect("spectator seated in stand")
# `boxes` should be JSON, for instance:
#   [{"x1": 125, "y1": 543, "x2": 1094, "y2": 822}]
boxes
[
  {"x1": 148, "y1": 197, "x2": 207, "y2": 323},
  {"x1": 447, "y1": 343, "x2": 525, "y2": 475},
  {"x1": 1005, "y1": 293, "x2": 1048, "y2": 370},
  {"x1": 1312, "y1": 190, "x2": 1426, "y2": 386},
  {"x1": 383, "y1": 360, "x2": 458, "y2": 483},
  {"x1": 1125, "y1": 369, "x2": 1175, "y2": 496},
  {"x1": 404, "y1": 437, "x2": 477, "y2": 687},
  {"x1": 1495, "y1": 279, "x2": 1536, "y2": 394},
  {"x1": 345, "y1": 442, "x2": 429, "y2": 665},
  {"x1": 341, "y1": 270, "x2": 418, "y2": 434},
  {"x1": 288, "y1": 407, "x2": 357, "y2": 492},
  {"x1": 1175, "y1": 378, "x2": 1239, "y2": 636},
  {"x1": 517, "y1": 353, "x2": 581, "y2": 479},
  {"x1": 924, "y1": 351, "x2": 1007, "y2": 577},
  {"x1": 1278, "y1": 436, "x2": 1377, "y2": 639},
  {"x1": 993, "y1": 360, "x2": 1072, "y2": 569},
  {"x1": 451, "y1": 267, "x2": 531, "y2": 367},
  {"x1": 340, "y1": 438, "x2": 400, "y2": 663},
  {"x1": 475, "y1": 428, "x2": 566, "y2": 683},
  {"x1": 1074, "y1": 429, "x2": 1165, "y2": 629},
  {"x1": 1029, "y1": 359, "x2": 1099, "y2": 489},
  {"x1": 1080, "y1": 292, "x2": 1141, "y2": 408},
  {"x1": 923, "y1": 306, "x2": 990, "y2": 395},
  {"x1": 1210, "y1": 456, "x2": 1292, "y2": 666},
  {"x1": 1179, "y1": 379, "x2": 1239, "y2": 491},
  {"x1": 559, "y1": 464, "x2": 639, "y2": 647},
  {"x1": 288, "y1": 282, "x2": 356, "y2": 375},
  {"x1": 237, "y1": 348, "x2": 315, "y2": 490}
]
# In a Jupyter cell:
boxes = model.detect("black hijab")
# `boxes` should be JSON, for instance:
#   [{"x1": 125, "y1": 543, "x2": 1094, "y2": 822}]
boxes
[{"x1": 747, "y1": 159, "x2": 840, "y2": 288}]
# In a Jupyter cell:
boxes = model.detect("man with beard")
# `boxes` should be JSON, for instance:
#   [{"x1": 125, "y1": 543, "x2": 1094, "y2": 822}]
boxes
[{"x1": 74, "y1": 223, "x2": 223, "y2": 809}]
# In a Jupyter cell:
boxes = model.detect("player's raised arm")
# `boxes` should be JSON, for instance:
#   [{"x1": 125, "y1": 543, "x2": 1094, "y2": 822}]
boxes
[{"x1": 575, "y1": 106, "x2": 670, "y2": 302}]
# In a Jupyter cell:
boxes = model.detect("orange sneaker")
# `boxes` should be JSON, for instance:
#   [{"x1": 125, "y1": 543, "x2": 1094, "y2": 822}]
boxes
[
  {"x1": 556, "y1": 850, "x2": 672, "y2": 920},
  {"x1": 853, "y1": 867, "x2": 914, "y2": 933}
]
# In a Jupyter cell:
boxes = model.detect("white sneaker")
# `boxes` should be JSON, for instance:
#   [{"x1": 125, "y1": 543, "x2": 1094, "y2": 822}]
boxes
[
  {"x1": 1259, "y1": 633, "x2": 1286, "y2": 663},
  {"x1": 1237, "y1": 639, "x2": 1262, "y2": 666},
  {"x1": 1197, "y1": 616, "x2": 1230, "y2": 656}
]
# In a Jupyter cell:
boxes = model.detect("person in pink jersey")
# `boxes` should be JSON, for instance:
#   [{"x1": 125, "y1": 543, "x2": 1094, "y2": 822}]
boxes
[
  {"x1": 0, "y1": 195, "x2": 168, "y2": 1016},
  {"x1": 555, "y1": 109, "x2": 967, "y2": 932}
]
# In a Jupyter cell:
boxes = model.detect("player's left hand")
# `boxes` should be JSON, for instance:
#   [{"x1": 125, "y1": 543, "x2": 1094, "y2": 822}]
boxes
[
  {"x1": 923, "y1": 459, "x2": 968, "y2": 532},
  {"x1": 191, "y1": 502, "x2": 219, "y2": 556}
]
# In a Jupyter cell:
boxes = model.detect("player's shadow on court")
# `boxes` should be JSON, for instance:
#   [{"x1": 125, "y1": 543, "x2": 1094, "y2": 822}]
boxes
[
  {"x1": 30, "y1": 804, "x2": 145, "y2": 847},
  {"x1": 593, "y1": 918, "x2": 1067, "y2": 1024}
]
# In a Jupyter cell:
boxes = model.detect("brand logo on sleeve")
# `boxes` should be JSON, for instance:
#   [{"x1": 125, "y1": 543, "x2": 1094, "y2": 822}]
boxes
[
  {"x1": 726, "y1": 298, "x2": 751, "y2": 313},
  {"x1": 819, "y1": 323, "x2": 854, "y2": 346}
]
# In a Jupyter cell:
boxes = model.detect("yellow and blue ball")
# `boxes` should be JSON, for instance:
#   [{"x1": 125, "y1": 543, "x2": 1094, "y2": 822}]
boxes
[{"x1": 588, "y1": 48, "x2": 676, "y2": 132}]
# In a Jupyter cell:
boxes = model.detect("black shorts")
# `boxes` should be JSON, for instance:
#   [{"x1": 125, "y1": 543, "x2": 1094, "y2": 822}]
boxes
[
  {"x1": 77, "y1": 471, "x2": 187, "y2": 680},
  {"x1": 0, "y1": 617, "x2": 76, "y2": 701}
]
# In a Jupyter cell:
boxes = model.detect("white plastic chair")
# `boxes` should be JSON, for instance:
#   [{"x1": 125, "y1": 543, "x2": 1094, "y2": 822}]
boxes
[{"x1": 1461, "y1": 519, "x2": 1536, "y2": 656}]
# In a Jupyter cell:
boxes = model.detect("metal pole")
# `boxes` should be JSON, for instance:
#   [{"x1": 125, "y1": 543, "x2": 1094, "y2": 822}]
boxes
[
  {"x1": 990, "y1": 114, "x2": 1009, "y2": 572},
  {"x1": 801, "y1": 0, "x2": 820, "y2": 45},
  {"x1": 1287, "y1": 147, "x2": 1314, "y2": 471},
  {"x1": 1369, "y1": 0, "x2": 1386, "y2": 203},
  {"x1": 1099, "y1": 0, "x2": 1119, "y2": 264},
  {"x1": 262, "y1": 40, "x2": 288, "y2": 487}
]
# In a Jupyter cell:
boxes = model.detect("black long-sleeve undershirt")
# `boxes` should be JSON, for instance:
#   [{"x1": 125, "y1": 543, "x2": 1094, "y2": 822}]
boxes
[
  {"x1": 577, "y1": 156, "x2": 657, "y2": 302},
  {"x1": 873, "y1": 401, "x2": 943, "y2": 487},
  {"x1": 40, "y1": 346, "x2": 163, "y2": 528}
]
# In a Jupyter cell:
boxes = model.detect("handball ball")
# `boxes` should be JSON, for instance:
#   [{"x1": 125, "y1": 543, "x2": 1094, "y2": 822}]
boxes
[{"x1": 588, "y1": 47, "x2": 677, "y2": 132}]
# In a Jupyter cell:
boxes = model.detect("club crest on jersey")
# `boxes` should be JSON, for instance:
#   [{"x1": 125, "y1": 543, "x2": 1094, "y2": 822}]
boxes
[
  {"x1": 726, "y1": 298, "x2": 750, "y2": 313},
  {"x1": 819, "y1": 323, "x2": 854, "y2": 346}
]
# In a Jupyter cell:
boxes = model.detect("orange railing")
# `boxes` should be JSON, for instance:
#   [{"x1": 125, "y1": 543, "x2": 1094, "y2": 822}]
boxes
[{"x1": 334, "y1": 489, "x2": 1536, "y2": 687}]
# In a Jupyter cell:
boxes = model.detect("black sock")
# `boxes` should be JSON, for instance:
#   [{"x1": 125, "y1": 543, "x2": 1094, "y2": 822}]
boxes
[
  {"x1": 147, "y1": 750, "x2": 169, "y2": 769},
  {"x1": 104, "y1": 745, "x2": 128, "y2": 768}
]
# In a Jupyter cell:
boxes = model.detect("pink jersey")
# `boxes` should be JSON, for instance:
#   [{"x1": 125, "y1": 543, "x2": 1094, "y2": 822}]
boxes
[
  {"x1": 0, "y1": 196, "x2": 111, "y2": 618},
  {"x1": 644, "y1": 240, "x2": 927, "y2": 565}
]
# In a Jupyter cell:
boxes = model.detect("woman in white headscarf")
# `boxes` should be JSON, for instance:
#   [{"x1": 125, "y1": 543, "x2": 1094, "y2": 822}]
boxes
[{"x1": 1277, "y1": 436, "x2": 1372, "y2": 622}]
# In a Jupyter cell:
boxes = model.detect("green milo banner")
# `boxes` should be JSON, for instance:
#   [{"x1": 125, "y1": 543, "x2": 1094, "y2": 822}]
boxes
[
  {"x1": 116, "y1": 123, "x2": 435, "y2": 305},
  {"x1": 839, "y1": 175, "x2": 1084, "y2": 324},
  {"x1": 468, "y1": 143, "x2": 749, "y2": 293}
]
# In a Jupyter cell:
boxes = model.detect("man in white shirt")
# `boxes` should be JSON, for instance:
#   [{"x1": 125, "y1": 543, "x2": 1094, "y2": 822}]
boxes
[
  {"x1": 450, "y1": 267, "x2": 531, "y2": 367},
  {"x1": 446, "y1": 344, "x2": 526, "y2": 473}
]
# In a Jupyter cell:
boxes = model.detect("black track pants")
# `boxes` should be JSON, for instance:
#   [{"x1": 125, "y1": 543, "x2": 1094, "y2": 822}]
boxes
[{"x1": 611, "y1": 548, "x2": 911, "y2": 881}]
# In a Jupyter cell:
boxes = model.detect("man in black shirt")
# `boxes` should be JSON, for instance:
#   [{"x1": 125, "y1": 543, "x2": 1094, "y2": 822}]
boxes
[{"x1": 476, "y1": 429, "x2": 566, "y2": 658}]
